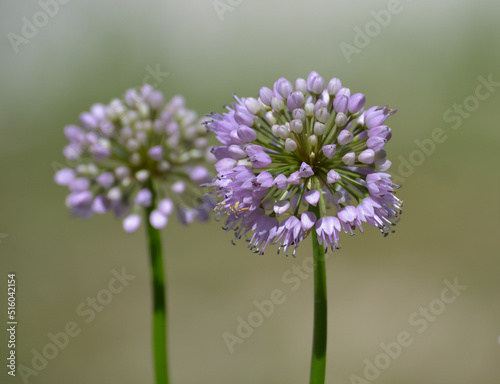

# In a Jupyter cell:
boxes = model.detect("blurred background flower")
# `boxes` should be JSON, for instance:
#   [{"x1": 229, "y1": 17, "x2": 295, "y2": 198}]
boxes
[
  {"x1": 54, "y1": 85, "x2": 213, "y2": 232},
  {"x1": 1, "y1": 1, "x2": 499, "y2": 383}
]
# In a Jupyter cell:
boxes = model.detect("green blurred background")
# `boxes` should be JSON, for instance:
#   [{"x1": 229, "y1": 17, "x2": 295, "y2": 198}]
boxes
[{"x1": 1, "y1": 0, "x2": 499, "y2": 383}]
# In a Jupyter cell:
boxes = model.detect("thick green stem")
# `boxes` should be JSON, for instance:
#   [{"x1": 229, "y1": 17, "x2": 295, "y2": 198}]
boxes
[
  {"x1": 309, "y1": 204, "x2": 327, "y2": 384},
  {"x1": 145, "y1": 199, "x2": 169, "y2": 384}
]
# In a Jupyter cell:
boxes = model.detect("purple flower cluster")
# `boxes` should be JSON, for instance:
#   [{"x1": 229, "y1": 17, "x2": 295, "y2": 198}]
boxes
[
  {"x1": 55, "y1": 85, "x2": 213, "y2": 232},
  {"x1": 206, "y1": 72, "x2": 402, "y2": 255}
]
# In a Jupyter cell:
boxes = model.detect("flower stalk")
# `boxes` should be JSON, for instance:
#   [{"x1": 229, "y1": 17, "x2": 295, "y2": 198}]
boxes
[
  {"x1": 145, "y1": 187, "x2": 169, "y2": 384},
  {"x1": 309, "y1": 204, "x2": 328, "y2": 384}
]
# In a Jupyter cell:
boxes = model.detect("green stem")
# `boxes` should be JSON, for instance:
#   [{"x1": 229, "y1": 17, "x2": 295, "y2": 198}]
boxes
[
  {"x1": 309, "y1": 204, "x2": 327, "y2": 384},
  {"x1": 145, "y1": 195, "x2": 169, "y2": 384}
]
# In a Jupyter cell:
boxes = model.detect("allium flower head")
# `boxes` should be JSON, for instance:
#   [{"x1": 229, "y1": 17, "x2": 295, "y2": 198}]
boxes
[
  {"x1": 206, "y1": 72, "x2": 402, "y2": 255},
  {"x1": 55, "y1": 85, "x2": 213, "y2": 232}
]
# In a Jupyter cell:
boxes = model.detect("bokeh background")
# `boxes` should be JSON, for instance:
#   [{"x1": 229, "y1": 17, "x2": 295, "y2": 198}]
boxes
[{"x1": 1, "y1": 0, "x2": 499, "y2": 383}]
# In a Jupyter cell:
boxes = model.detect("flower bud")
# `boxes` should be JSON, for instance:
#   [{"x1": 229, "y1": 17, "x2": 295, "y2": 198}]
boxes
[
  {"x1": 274, "y1": 78, "x2": 293, "y2": 99},
  {"x1": 337, "y1": 130, "x2": 353, "y2": 145},
  {"x1": 315, "y1": 107, "x2": 329, "y2": 124},
  {"x1": 333, "y1": 95, "x2": 348, "y2": 114},
  {"x1": 244, "y1": 97, "x2": 261, "y2": 115},
  {"x1": 148, "y1": 146, "x2": 163, "y2": 161},
  {"x1": 322, "y1": 144, "x2": 336, "y2": 159},
  {"x1": 290, "y1": 119, "x2": 303, "y2": 133},
  {"x1": 305, "y1": 103, "x2": 314, "y2": 117},
  {"x1": 366, "y1": 136, "x2": 387, "y2": 152},
  {"x1": 348, "y1": 93, "x2": 366, "y2": 114},
  {"x1": 299, "y1": 163, "x2": 314, "y2": 177},
  {"x1": 274, "y1": 200, "x2": 290, "y2": 216},
  {"x1": 314, "y1": 122, "x2": 326, "y2": 136},
  {"x1": 135, "y1": 169, "x2": 150, "y2": 183},
  {"x1": 285, "y1": 138, "x2": 297, "y2": 152},
  {"x1": 292, "y1": 108, "x2": 306, "y2": 122},
  {"x1": 327, "y1": 170, "x2": 341, "y2": 184},
  {"x1": 287, "y1": 91, "x2": 305, "y2": 111},
  {"x1": 273, "y1": 174, "x2": 288, "y2": 189},
  {"x1": 171, "y1": 181, "x2": 185, "y2": 194},
  {"x1": 259, "y1": 87, "x2": 274, "y2": 106},
  {"x1": 107, "y1": 187, "x2": 122, "y2": 201},
  {"x1": 54, "y1": 169, "x2": 75, "y2": 186},
  {"x1": 358, "y1": 149, "x2": 375, "y2": 164},
  {"x1": 277, "y1": 125, "x2": 289, "y2": 140},
  {"x1": 307, "y1": 134, "x2": 318, "y2": 147},
  {"x1": 123, "y1": 214, "x2": 141, "y2": 233},
  {"x1": 237, "y1": 126, "x2": 258, "y2": 142},
  {"x1": 265, "y1": 111, "x2": 277, "y2": 125},
  {"x1": 342, "y1": 152, "x2": 356, "y2": 165},
  {"x1": 150, "y1": 210, "x2": 168, "y2": 229},
  {"x1": 135, "y1": 189, "x2": 152, "y2": 206},
  {"x1": 307, "y1": 71, "x2": 325, "y2": 94},
  {"x1": 271, "y1": 97, "x2": 285, "y2": 112},
  {"x1": 375, "y1": 158, "x2": 392, "y2": 171},
  {"x1": 234, "y1": 111, "x2": 254, "y2": 126},
  {"x1": 335, "y1": 112, "x2": 348, "y2": 127},
  {"x1": 304, "y1": 190, "x2": 320, "y2": 206},
  {"x1": 295, "y1": 78, "x2": 307, "y2": 94},
  {"x1": 327, "y1": 78, "x2": 342, "y2": 95}
]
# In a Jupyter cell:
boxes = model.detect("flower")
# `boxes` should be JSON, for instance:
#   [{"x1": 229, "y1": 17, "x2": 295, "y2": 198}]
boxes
[
  {"x1": 206, "y1": 71, "x2": 402, "y2": 255},
  {"x1": 55, "y1": 85, "x2": 214, "y2": 232}
]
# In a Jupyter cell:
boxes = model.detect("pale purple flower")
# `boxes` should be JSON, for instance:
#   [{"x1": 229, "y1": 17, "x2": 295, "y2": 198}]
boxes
[
  {"x1": 316, "y1": 216, "x2": 342, "y2": 252},
  {"x1": 54, "y1": 169, "x2": 75, "y2": 185},
  {"x1": 135, "y1": 189, "x2": 152, "y2": 207},
  {"x1": 359, "y1": 149, "x2": 375, "y2": 164},
  {"x1": 348, "y1": 93, "x2": 366, "y2": 114},
  {"x1": 305, "y1": 190, "x2": 320, "y2": 206},
  {"x1": 307, "y1": 71, "x2": 326, "y2": 94},
  {"x1": 338, "y1": 206, "x2": 362, "y2": 235},
  {"x1": 55, "y1": 85, "x2": 213, "y2": 232},
  {"x1": 206, "y1": 72, "x2": 402, "y2": 254},
  {"x1": 275, "y1": 216, "x2": 307, "y2": 256},
  {"x1": 122, "y1": 214, "x2": 140, "y2": 232},
  {"x1": 150, "y1": 210, "x2": 168, "y2": 229},
  {"x1": 327, "y1": 170, "x2": 341, "y2": 184}
]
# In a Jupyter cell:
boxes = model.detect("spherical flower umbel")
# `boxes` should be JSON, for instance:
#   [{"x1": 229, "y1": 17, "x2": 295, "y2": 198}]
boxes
[
  {"x1": 55, "y1": 85, "x2": 213, "y2": 232},
  {"x1": 206, "y1": 71, "x2": 402, "y2": 255}
]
